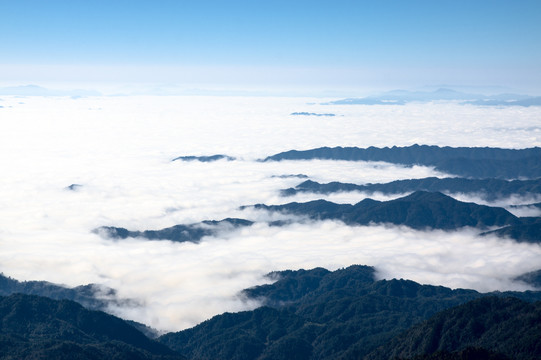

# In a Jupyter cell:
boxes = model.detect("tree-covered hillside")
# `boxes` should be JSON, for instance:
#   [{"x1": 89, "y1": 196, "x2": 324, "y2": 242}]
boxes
[{"x1": 159, "y1": 266, "x2": 541, "y2": 359}]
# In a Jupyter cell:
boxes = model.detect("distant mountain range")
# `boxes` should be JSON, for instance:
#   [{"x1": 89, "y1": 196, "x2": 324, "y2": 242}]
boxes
[
  {"x1": 324, "y1": 88, "x2": 541, "y2": 106},
  {"x1": 263, "y1": 145, "x2": 541, "y2": 179},
  {"x1": 463, "y1": 97, "x2": 541, "y2": 107},
  {"x1": 290, "y1": 112, "x2": 336, "y2": 117},
  {"x1": 281, "y1": 177, "x2": 541, "y2": 201},
  {"x1": 1, "y1": 86, "x2": 539, "y2": 107},
  {"x1": 3, "y1": 86, "x2": 539, "y2": 108},
  {"x1": 0, "y1": 84, "x2": 101, "y2": 97}
]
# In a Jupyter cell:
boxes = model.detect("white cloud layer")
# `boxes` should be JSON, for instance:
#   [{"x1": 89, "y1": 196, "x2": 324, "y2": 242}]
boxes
[{"x1": 0, "y1": 96, "x2": 541, "y2": 332}]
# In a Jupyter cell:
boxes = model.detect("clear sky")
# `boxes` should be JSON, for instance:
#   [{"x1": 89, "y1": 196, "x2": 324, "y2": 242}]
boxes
[{"x1": 1, "y1": 0, "x2": 540, "y2": 94}]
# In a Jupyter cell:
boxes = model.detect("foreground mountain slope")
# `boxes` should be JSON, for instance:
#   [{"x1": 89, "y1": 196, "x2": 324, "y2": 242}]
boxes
[
  {"x1": 159, "y1": 265, "x2": 541, "y2": 360},
  {"x1": 0, "y1": 273, "x2": 113, "y2": 311},
  {"x1": 253, "y1": 191, "x2": 518, "y2": 230},
  {"x1": 366, "y1": 297, "x2": 541, "y2": 360},
  {"x1": 396, "y1": 347, "x2": 511, "y2": 360},
  {"x1": 263, "y1": 145, "x2": 541, "y2": 179},
  {"x1": 159, "y1": 307, "x2": 309, "y2": 360},
  {"x1": 0, "y1": 293, "x2": 183, "y2": 359}
]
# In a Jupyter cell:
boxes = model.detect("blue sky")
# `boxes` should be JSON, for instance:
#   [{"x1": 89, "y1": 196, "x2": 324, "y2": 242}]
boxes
[{"x1": 1, "y1": 0, "x2": 540, "y2": 94}]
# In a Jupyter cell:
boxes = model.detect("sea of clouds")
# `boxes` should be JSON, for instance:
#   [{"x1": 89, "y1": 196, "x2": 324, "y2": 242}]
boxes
[{"x1": 0, "y1": 95, "x2": 540, "y2": 332}]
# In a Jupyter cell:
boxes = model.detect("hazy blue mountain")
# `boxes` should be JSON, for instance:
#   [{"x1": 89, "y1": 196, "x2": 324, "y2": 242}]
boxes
[
  {"x1": 171, "y1": 154, "x2": 236, "y2": 162},
  {"x1": 281, "y1": 177, "x2": 541, "y2": 201},
  {"x1": 380, "y1": 88, "x2": 484, "y2": 101},
  {"x1": 95, "y1": 218, "x2": 254, "y2": 243},
  {"x1": 366, "y1": 297, "x2": 541, "y2": 360},
  {"x1": 324, "y1": 88, "x2": 538, "y2": 106},
  {"x1": 290, "y1": 112, "x2": 336, "y2": 116},
  {"x1": 464, "y1": 96, "x2": 541, "y2": 107},
  {"x1": 159, "y1": 265, "x2": 541, "y2": 360},
  {"x1": 327, "y1": 98, "x2": 406, "y2": 105},
  {"x1": 263, "y1": 145, "x2": 541, "y2": 179},
  {"x1": 250, "y1": 191, "x2": 519, "y2": 230},
  {"x1": 0, "y1": 84, "x2": 101, "y2": 97},
  {"x1": 0, "y1": 293, "x2": 183, "y2": 360},
  {"x1": 324, "y1": 88, "x2": 480, "y2": 105},
  {"x1": 271, "y1": 174, "x2": 309, "y2": 179}
]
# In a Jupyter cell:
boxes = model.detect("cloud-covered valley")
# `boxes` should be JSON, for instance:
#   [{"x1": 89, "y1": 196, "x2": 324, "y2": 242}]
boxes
[{"x1": 1, "y1": 95, "x2": 541, "y2": 332}]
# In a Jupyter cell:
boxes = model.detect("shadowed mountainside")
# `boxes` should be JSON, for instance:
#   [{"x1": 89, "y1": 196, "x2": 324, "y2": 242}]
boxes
[
  {"x1": 515, "y1": 269, "x2": 541, "y2": 289},
  {"x1": 0, "y1": 293, "x2": 184, "y2": 360},
  {"x1": 97, "y1": 190, "x2": 540, "y2": 245},
  {"x1": 0, "y1": 274, "x2": 115, "y2": 311},
  {"x1": 480, "y1": 217, "x2": 541, "y2": 243},
  {"x1": 365, "y1": 296, "x2": 541, "y2": 360},
  {"x1": 97, "y1": 192, "x2": 535, "y2": 243},
  {"x1": 250, "y1": 191, "x2": 519, "y2": 230},
  {"x1": 281, "y1": 177, "x2": 541, "y2": 201},
  {"x1": 158, "y1": 265, "x2": 541, "y2": 360},
  {"x1": 263, "y1": 145, "x2": 541, "y2": 179},
  {"x1": 95, "y1": 218, "x2": 253, "y2": 243}
]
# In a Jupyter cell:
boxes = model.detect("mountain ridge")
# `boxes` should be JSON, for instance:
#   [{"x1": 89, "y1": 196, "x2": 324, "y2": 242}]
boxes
[
  {"x1": 281, "y1": 177, "x2": 541, "y2": 201},
  {"x1": 263, "y1": 145, "x2": 541, "y2": 179},
  {"x1": 95, "y1": 218, "x2": 253, "y2": 243},
  {"x1": 251, "y1": 191, "x2": 519, "y2": 231}
]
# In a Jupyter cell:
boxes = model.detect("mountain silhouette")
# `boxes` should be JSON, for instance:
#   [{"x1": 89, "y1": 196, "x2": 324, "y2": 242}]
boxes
[
  {"x1": 281, "y1": 177, "x2": 541, "y2": 201},
  {"x1": 251, "y1": 191, "x2": 518, "y2": 230},
  {"x1": 263, "y1": 145, "x2": 541, "y2": 179}
]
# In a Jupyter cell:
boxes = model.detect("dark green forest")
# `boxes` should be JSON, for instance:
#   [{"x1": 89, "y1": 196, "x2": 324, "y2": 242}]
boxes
[
  {"x1": 2, "y1": 265, "x2": 540, "y2": 359},
  {"x1": 158, "y1": 265, "x2": 541, "y2": 360}
]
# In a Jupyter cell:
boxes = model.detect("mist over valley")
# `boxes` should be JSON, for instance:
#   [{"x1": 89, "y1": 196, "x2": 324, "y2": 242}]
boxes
[{"x1": 1, "y1": 95, "x2": 541, "y2": 359}]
